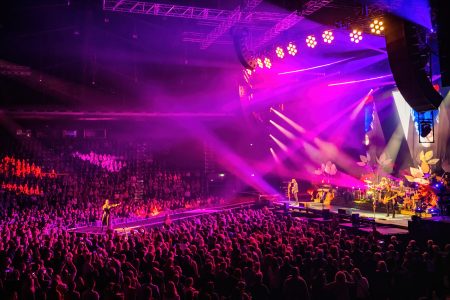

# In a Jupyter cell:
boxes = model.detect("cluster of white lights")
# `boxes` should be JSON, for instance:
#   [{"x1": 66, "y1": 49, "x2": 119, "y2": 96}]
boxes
[
  {"x1": 306, "y1": 35, "x2": 317, "y2": 48},
  {"x1": 256, "y1": 58, "x2": 263, "y2": 68},
  {"x1": 287, "y1": 43, "x2": 297, "y2": 56},
  {"x1": 264, "y1": 57, "x2": 272, "y2": 69},
  {"x1": 322, "y1": 30, "x2": 334, "y2": 44},
  {"x1": 275, "y1": 47, "x2": 285, "y2": 58},
  {"x1": 250, "y1": 21, "x2": 386, "y2": 72},
  {"x1": 370, "y1": 19, "x2": 384, "y2": 34},
  {"x1": 350, "y1": 29, "x2": 363, "y2": 43}
]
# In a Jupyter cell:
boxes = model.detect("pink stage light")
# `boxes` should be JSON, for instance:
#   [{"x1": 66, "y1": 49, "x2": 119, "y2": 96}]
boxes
[
  {"x1": 276, "y1": 46, "x2": 285, "y2": 58},
  {"x1": 270, "y1": 120, "x2": 296, "y2": 140},
  {"x1": 306, "y1": 35, "x2": 317, "y2": 48},
  {"x1": 264, "y1": 57, "x2": 272, "y2": 69},
  {"x1": 287, "y1": 42, "x2": 297, "y2": 56},
  {"x1": 328, "y1": 74, "x2": 392, "y2": 86},
  {"x1": 350, "y1": 89, "x2": 374, "y2": 120},
  {"x1": 271, "y1": 108, "x2": 305, "y2": 134},
  {"x1": 322, "y1": 30, "x2": 334, "y2": 44},
  {"x1": 269, "y1": 134, "x2": 288, "y2": 152},
  {"x1": 278, "y1": 57, "x2": 353, "y2": 75},
  {"x1": 270, "y1": 147, "x2": 280, "y2": 163},
  {"x1": 349, "y1": 29, "x2": 363, "y2": 43}
]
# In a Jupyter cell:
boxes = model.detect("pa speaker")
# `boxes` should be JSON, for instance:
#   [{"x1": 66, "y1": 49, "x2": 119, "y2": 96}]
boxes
[
  {"x1": 385, "y1": 14, "x2": 443, "y2": 112},
  {"x1": 431, "y1": 0, "x2": 450, "y2": 87},
  {"x1": 232, "y1": 27, "x2": 256, "y2": 70}
]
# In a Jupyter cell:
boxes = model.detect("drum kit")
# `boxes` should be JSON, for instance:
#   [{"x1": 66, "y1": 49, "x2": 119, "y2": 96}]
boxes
[
  {"x1": 363, "y1": 179, "x2": 384, "y2": 202},
  {"x1": 312, "y1": 186, "x2": 335, "y2": 205}
]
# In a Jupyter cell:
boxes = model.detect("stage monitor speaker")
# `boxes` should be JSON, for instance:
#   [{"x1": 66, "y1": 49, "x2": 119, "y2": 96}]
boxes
[
  {"x1": 385, "y1": 14, "x2": 444, "y2": 111},
  {"x1": 232, "y1": 27, "x2": 256, "y2": 70},
  {"x1": 351, "y1": 214, "x2": 360, "y2": 226},
  {"x1": 338, "y1": 209, "x2": 347, "y2": 216},
  {"x1": 411, "y1": 215, "x2": 421, "y2": 222},
  {"x1": 431, "y1": 0, "x2": 450, "y2": 86},
  {"x1": 322, "y1": 209, "x2": 331, "y2": 220}
]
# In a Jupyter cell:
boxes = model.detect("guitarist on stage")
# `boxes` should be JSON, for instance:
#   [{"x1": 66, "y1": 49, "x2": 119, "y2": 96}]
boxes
[
  {"x1": 383, "y1": 184, "x2": 398, "y2": 218},
  {"x1": 287, "y1": 179, "x2": 299, "y2": 203}
]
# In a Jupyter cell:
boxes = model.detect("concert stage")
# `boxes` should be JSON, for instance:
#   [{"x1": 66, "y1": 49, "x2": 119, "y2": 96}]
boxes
[
  {"x1": 67, "y1": 198, "x2": 450, "y2": 243},
  {"x1": 274, "y1": 200, "x2": 413, "y2": 228}
]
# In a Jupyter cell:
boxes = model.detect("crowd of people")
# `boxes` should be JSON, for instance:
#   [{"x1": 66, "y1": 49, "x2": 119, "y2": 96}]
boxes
[
  {"x1": 72, "y1": 151, "x2": 127, "y2": 173},
  {"x1": 0, "y1": 137, "x2": 206, "y2": 228},
  {"x1": 1, "y1": 206, "x2": 450, "y2": 300},
  {"x1": 1, "y1": 137, "x2": 450, "y2": 299}
]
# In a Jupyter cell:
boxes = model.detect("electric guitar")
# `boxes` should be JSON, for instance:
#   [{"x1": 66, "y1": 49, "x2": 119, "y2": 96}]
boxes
[{"x1": 382, "y1": 193, "x2": 398, "y2": 204}]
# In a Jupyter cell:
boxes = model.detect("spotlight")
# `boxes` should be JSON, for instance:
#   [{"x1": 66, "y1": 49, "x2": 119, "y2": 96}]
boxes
[
  {"x1": 276, "y1": 47, "x2": 285, "y2": 58},
  {"x1": 246, "y1": 69, "x2": 252, "y2": 75},
  {"x1": 322, "y1": 30, "x2": 334, "y2": 44},
  {"x1": 256, "y1": 58, "x2": 263, "y2": 68},
  {"x1": 363, "y1": 134, "x2": 370, "y2": 146},
  {"x1": 264, "y1": 57, "x2": 272, "y2": 69},
  {"x1": 349, "y1": 29, "x2": 363, "y2": 43},
  {"x1": 370, "y1": 19, "x2": 384, "y2": 35},
  {"x1": 286, "y1": 42, "x2": 297, "y2": 56},
  {"x1": 419, "y1": 122, "x2": 432, "y2": 138},
  {"x1": 306, "y1": 35, "x2": 317, "y2": 48}
]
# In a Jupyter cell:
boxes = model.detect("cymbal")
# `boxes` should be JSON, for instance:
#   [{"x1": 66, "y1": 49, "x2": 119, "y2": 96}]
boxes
[{"x1": 364, "y1": 179, "x2": 372, "y2": 183}]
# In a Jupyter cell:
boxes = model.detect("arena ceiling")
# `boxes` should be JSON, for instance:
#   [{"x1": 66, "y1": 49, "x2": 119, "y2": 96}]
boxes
[{"x1": 0, "y1": 0, "x2": 428, "y2": 111}]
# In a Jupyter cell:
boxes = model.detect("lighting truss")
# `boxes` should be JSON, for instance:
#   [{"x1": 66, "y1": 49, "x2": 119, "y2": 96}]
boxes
[
  {"x1": 103, "y1": 0, "x2": 333, "y2": 49},
  {"x1": 254, "y1": 12, "x2": 302, "y2": 50},
  {"x1": 182, "y1": 32, "x2": 232, "y2": 45},
  {"x1": 103, "y1": 0, "x2": 286, "y2": 23},
  {"x1": 0, "y1": 62, "x2": 31, "y2": 76},
  {"x1": 200, "y1": 0, "x2": 263, "y2": 49},
  {"x1": 104, "y1": 0, "x2": 229, "y2": 20},
  {"x1": 200, "y1": 7, "x2": 242, "y2": 50},
  {"x1": 334, "y1": 3, "x2": 385, "y2": 34},
  {"x1": 301, "y1": 0, "x2": 334, "y2": 16},
  {"x1": 254, "y1": 0, "x2": 333, "y2": 49}
]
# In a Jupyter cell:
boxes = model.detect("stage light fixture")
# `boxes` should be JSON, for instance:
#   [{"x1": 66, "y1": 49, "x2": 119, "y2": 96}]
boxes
[
  {"x1": 349, "y1": 29, "x2": 363, "y2": 43},
  {"x1": 322, "y1": 30, "x2": 334, "y2": 44},
  {"x1": 264, "y1": 57, "x2": 272, "y2": 69},
  {"x1": 306, "y1": 35, "x2": 317, "y2": 48},
  {"x1": 256, "y1": 58, "x2": 264, "y2": 68},
  {"x1": 419, "y1": 122, "x2": 432, "y2": 138},
  {"x1": 287, "y1": 42, "x2": 297, "y2": 56},
  {"x1": 370, "y1": 19, "x2": 384, "y2": 35},
  {"x1": 276, "y1": 47, "x2": 285, "y2": 58}
]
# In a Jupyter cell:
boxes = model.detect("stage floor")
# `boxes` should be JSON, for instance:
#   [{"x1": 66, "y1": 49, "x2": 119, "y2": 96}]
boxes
[
  {"x1": 67, "y1": 199, "x2": 431, "y2": 236},
  {"x1": 277, "y1": 201, "x2": 413, "y2": 228}
]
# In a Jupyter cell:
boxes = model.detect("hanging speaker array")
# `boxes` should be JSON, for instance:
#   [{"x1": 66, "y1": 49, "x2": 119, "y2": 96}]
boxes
[{"x1": 385, "y1": 14, "x2": 443, "y2": 112}]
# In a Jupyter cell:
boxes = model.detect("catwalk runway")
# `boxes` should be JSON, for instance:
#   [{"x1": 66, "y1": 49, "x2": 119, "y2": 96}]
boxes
[{"x1": 67, "y1": 200, "x2": 254, "y2": 235}]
